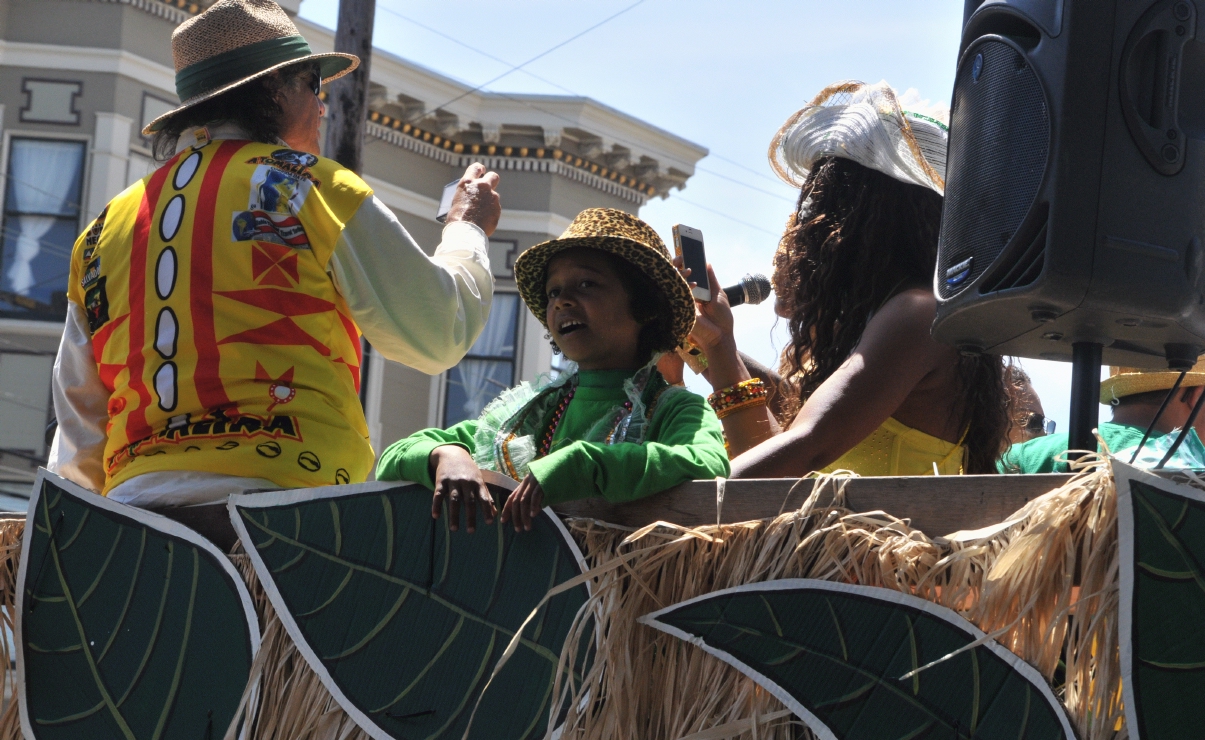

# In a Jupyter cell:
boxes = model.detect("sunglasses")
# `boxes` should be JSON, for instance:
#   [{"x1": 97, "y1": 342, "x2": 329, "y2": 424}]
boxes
[
  {"x1": 291, "y1": 66, "x2": 321, "y2": 97},
  {"x1": 1023, "y1": 412, "x2": 1056, "y2": 436}
]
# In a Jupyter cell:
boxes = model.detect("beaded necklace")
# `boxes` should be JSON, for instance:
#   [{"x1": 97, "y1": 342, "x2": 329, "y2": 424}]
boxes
[
  {"x1": 498, "y1": 384, "x2": 576, "y2": 480},
  {"x1": 604, "y1": 380, "x2": 671, "y2": 444},
  {"x1": 538, "y1": 386, "x2": 576, "y2": 456},
  {"x1": 496, "y1": 369, "x2": 670, "y2": 480}
]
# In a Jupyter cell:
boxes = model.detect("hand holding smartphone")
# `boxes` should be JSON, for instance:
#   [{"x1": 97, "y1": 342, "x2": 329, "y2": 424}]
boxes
[
  {"x1": 672, "y1": 224, "x2": 712, "y2": 301},
  {"x1": 434, "y1": 179, "x2": 460, "y2": 224},
  {"x1": 433, "y1": 164, "x2": 503, "y2": 234}
]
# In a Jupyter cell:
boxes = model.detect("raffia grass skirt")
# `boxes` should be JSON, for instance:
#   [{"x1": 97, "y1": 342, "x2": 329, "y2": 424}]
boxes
[{"x1": 0, "y1": 460, "x2": 1129, "y2": 740}]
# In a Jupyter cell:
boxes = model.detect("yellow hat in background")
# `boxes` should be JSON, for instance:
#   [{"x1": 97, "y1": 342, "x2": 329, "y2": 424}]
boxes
[{"x1": 1099, "y1": 360, "x2": 1205, "y2": 404}]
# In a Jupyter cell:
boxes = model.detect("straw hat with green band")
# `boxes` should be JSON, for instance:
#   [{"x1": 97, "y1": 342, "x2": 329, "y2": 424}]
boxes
[
  {"x1": 1100, "y1": 360, "x2": 1205, "y2": 404},
  {"x1": 514, "y1": 208, "x2": 696, "y2": 347},
  {"x1": 142, "y1": 0, "x2": 358, "y2": 136}
]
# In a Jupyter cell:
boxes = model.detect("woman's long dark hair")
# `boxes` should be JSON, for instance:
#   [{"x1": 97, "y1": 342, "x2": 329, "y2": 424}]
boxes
[
  {"x1": 151, "y1": 62, "x2": 318, "y2": 161},
  {"x1": 772, "y1": 156, "x2": 1010, "y2": 473}
]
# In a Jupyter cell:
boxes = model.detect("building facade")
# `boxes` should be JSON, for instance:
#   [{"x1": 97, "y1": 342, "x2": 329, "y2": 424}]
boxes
[{"x1": 0, "y1": 0, "x2": 706, "y2": 503}]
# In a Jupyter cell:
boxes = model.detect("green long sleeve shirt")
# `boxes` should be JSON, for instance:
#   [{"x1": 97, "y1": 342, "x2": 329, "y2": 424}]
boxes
[
  {"x1": 997, "y1": 421, "x2": 1205, "y2": 473},
  {"x1": 375, "y1": 369, "x2": 730, "y2": 504}
]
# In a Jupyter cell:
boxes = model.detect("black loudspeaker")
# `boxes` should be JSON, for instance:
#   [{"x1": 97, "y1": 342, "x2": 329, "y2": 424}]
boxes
[{"x1": 934, "y1": 0, "x2": 1205, "y2": 370}]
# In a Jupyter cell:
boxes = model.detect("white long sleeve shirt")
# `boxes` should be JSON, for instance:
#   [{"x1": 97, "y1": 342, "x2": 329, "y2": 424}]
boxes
[{"x1": 49, "y1": 128, "x2": 492, "y2": 507}]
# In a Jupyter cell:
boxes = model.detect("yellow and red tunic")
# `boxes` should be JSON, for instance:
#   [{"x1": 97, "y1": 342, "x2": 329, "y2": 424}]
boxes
[{"x1": 68, "y1": 139, "x2": 374, "y2": 493}]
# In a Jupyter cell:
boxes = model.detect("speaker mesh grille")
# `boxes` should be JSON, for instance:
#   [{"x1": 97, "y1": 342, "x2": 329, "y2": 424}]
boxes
[{"x1": 938, "y1": 38, "x2": 1050, "y2": 299}]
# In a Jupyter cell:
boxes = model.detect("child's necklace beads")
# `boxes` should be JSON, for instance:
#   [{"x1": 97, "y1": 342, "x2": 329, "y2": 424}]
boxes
[
  {"x1": 538, "y1": 387, "x2": 576, "y2": 457},
  {"x1": 605, "y1": 401, "x2": 634, "y2": 444}
]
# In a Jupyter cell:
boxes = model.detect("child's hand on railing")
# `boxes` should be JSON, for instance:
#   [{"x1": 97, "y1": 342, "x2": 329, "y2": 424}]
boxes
[
  {"x1": 501, "y1": 474, "x2": 545, "y2": 533},
  {"x1": 429, "y1": 445, "x2": 496, "y2": 534}
]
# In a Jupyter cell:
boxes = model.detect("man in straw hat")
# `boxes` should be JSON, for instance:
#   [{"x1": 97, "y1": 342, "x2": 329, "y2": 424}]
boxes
[
  {"x1": 47, "y1": 0, "x2": 501, "y2": 508},
  {"x1": 1000, "y1": 362, "x2": 1205, "y2": 473}
]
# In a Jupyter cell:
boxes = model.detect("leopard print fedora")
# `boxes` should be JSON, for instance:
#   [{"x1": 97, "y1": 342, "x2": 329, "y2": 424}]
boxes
[{"x1": 514, "y1": 208, "x2": 695, "y2": 347}]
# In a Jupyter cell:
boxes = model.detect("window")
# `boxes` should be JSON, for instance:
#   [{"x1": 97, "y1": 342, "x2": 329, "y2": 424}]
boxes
[
  {"x1": 140, "y1": 94, "x2": 175, "y2": 140},
  {"x1": 487, "y1": 238, "x2": 518, "y2": 278},
  {"x1": 443, "y1": 293, "x2": 521, "y2": 426},
  {"x1": 0, "y1": 352, "x2": 54, "y2": 456},
  {"x1": 0, "y1": 137, "x2": 87, "y2": 318}
]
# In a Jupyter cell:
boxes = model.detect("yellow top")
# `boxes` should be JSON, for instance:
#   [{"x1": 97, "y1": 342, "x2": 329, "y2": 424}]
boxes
[
  {"x1": 821, "y1": 417, "x2": 965, "y2": 476},
  {"x1": 68, "y1": 138, "x2": 373, "y2": 493}
]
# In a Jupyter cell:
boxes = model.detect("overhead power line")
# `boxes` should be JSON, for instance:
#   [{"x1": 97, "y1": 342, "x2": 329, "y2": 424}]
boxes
[
  {"x1": 670, "y1": 196, "x2": 780, "y2": 236},
  {"x1": 375, "y1": 5, "x2": 581, "y2": 97},
  {"x1": 707, "y1": 152, "x2": 791, "y2": 186},
  {"x1": 378, "y1": 1, "x2": 796, "y2": 219},
  {"x1": 693, "y1": 166, "x2": 795, "y2": 203},
  {"x1": 421, "y1": 0, "x2": 649, "y2": 116}
]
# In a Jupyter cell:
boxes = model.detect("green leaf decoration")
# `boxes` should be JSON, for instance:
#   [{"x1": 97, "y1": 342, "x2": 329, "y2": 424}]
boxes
[
  {"x1": 229, "y1": 476, "x2": 591, "y2": 740},
  {"x1": 16, "y1": 470, "x2": 259, "y2": 739},
  {"x1": 641, "y1": 579, "x2": 1074, "y2": 740},
  {"x1": 1115, "y1": 460, "x2": 1205, "y2": 739}
]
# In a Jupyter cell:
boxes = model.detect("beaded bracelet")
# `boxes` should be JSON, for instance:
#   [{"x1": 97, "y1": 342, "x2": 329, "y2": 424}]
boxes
[{"x1": 707, "y1": 378, "x2": 768, "y2": 419}]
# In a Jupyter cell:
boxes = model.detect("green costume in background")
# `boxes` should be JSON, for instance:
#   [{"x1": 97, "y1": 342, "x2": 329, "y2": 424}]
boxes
[
  {"x1": 377, "y1": 367, "x2": 729, "y2": 504},
  {"x1": 998, "y1": 421, "x2": 1205, "y2": 473}
]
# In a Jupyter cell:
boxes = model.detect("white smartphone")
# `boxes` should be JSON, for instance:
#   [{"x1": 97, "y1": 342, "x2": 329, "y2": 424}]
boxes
[
  {"x1": 672, "y1": 224, "x2": 711, "y2": 301},
  {"x1": 434, "y1": 179, "x2": 460, "y2": 223}
]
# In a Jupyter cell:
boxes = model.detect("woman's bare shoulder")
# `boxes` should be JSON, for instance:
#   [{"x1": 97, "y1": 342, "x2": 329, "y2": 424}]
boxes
[{"x1": 862, "y1": 287, "x2": 938, "y2": 341}]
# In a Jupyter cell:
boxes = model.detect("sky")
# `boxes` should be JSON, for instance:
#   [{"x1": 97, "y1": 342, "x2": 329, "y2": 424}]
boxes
[{"x1": 298, "y1": 0, "x2": 1094, "y2": 433}]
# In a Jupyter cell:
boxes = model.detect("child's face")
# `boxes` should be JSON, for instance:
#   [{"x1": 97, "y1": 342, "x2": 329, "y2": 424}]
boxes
[{"x1": 545, "y1": 248, "x2": 644, "y2": 371}]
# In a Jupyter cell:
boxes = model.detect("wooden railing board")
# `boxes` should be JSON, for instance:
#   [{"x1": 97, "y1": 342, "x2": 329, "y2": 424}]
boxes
[
  {"x1": 150, "y1": 474, "x2": 1078, "y2": 548},
  {"x1": 551, "y1": 474, "x2": 1075, "y2": 536}
]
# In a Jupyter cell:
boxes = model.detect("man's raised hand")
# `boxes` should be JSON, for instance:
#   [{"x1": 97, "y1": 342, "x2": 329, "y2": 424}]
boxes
[{"x1": 446, "y1": 162, "x2": 502, "y2": 236}]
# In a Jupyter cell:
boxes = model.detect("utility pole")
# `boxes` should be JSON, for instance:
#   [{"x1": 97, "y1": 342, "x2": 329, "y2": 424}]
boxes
[
  {"x1": 324, "y1": 0, "x2": 375, "y2": 174},
  {"x1": 324, "y1": 0, "x2": 376, "y2": 407}
]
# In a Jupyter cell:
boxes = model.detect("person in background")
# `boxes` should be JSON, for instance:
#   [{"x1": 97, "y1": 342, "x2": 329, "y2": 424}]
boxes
[
  {"x1": 679, "y1": 81, "x2": 1011, "y2": 478},
  {"x1": 48, "y1": 0, "x2": 499, "y2": 507},
  {"x1": 1006, "y1": 365, "x2": 1054, "y2": 445},
  {"x1": 1000, "y1": 363, "x2": 1205, "y2": 473},
  {"x1": 377, "y1": 209, "x2": 729, "y2": 533}
]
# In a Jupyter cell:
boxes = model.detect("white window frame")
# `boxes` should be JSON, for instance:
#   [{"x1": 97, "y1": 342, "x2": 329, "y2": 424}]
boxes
[
  {"x1": 0, "y1": 129, "x2": 93, "y2": 227},
  {"x1": 438, "y1": 290, "x2": 525, "y2": 428},
  {"x1": 0, "y1": 130, "x2": 93, "y2": 320}
]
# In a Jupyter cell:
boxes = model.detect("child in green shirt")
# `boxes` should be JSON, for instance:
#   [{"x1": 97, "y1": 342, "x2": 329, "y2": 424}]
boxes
[{"x1": 376, "y1": 208, "x2": 730, "y2": 532}]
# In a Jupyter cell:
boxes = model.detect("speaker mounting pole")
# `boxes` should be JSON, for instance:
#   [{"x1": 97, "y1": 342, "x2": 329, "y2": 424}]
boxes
[{"x1": 1068, "y1": 342, "x2": 1103, "y2": 459}]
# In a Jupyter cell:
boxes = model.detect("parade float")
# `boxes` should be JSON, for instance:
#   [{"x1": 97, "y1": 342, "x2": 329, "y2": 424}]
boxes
[{"x1": 0, "y1": 455, "x2": 1197, "y2": 739}]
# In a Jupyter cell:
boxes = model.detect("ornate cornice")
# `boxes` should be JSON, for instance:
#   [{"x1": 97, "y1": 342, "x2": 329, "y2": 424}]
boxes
[
  {"x1": 82, "y1": 0, "x2": 200, "y2": 23},
  {"x1": 365, "y1": 120, "x2": 647, "y2": 205},
  {"x1": 364, "y1": 115, "x2": 653, "y2": 204},
  {"x1": 76, "y1": 0, "x2": 696, "y2": 202}
]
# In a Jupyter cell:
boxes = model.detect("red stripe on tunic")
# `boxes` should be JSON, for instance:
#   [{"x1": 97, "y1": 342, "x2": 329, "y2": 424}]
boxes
[
  {"x1": 91, "y1": 313, "x2": 128, "y2": 364},
  {"x1": 215, "y1": 288, "x2": 334, "y2": 315},
  {"x1": 191, "y1": 141, "x2": 241, "y2": 411},
  {"x1": 218, "y1": 317, "x2": 331, "y2": 356},
  {"x1": 337, "y1": 311, "x2": 361, "y2": 361},
  {"x1": 334, "y1": 357, "x2": 361, "y2": 393},
  {"x1": 336, "y1": 311, "x2": 363, "y2": 392},
  {"x1": 124, "y1": 163, "x2": 173, "y2": 439}
]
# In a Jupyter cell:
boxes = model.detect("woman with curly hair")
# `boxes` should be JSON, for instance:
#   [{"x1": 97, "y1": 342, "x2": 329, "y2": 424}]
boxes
[{"x1": 683, "y1": 81, "x2": 1011, "y2": 477}]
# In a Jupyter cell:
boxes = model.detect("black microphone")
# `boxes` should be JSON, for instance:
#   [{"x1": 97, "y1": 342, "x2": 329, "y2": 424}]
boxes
[{"x1": 723, "y1": 273, "x2": 772, "y2": 307}]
